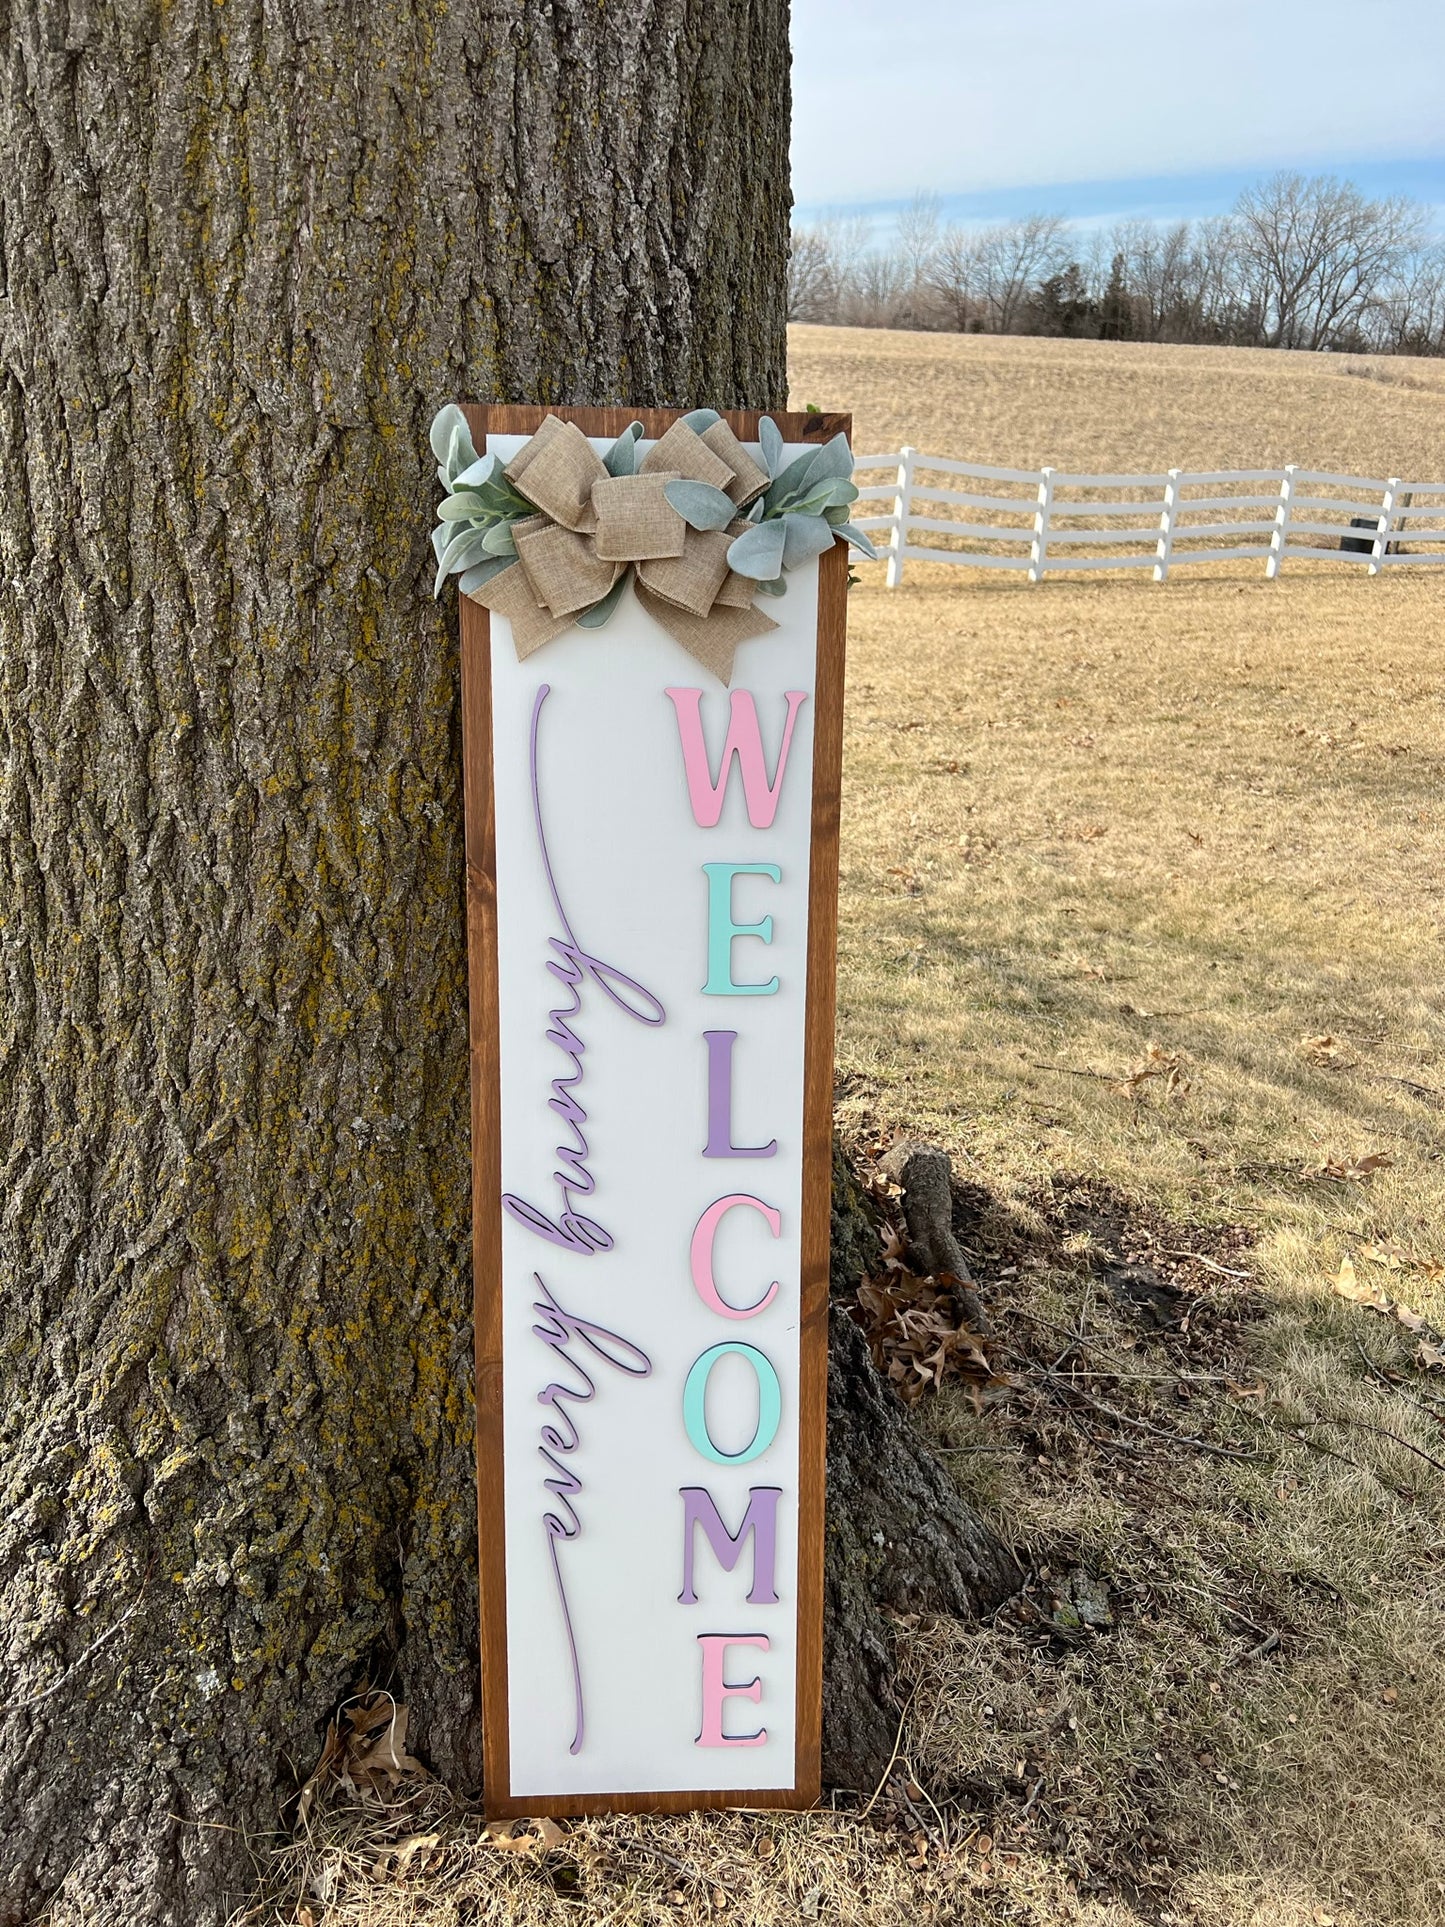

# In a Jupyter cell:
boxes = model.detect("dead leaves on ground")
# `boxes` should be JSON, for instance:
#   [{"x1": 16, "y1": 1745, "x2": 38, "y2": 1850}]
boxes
[
  {"x1": 298, "y1": 1689, "x2": 429, "y2": 1826},
  {"x1": 1299, "y1": 1032, "x2": 1354, "y2": 1069},
  {"x1": 856, "y1": 1208, "x2": 1008, "y2": 1407},
  {"x1": 485, "y1": 1816, "x2": 567, "y2": 1855},
  {"x1": 1115, "y1": 1043, "x2": 1189, "y2": 1100},
  {"x1": 1035, "y1": 1042, "x2": 1192, "y2": 1102},
  {"x1": 1314, "y1": 1150, "x2": 1394, "y2": 1182},
  {"x1": 1332, "y1": 1253, "x2": 1445, "y2": 1370}
]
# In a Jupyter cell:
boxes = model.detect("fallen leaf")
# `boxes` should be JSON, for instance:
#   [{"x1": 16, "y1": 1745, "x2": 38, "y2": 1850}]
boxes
[
  {"x1": 486, "y1": 1823, "x2": 536, "y2": 1853},
  {"x1": 1316, "y1": 1152, "x2": 1394, "y2": 1181},
  {"x1": 534, "y1": 1817, "x2": 566, "y2": 1851},
  {"x1": 1418, "y1": 1340, "x2": 1445, "y2": 1372},
  {"x1": 375, "y1": 1832, "x2": 443, "y2": 1880},
  {"x1": 1299, "y1": 1033, "x2": 1353, "y2": 1067},
  {"x1": 1360, "y1": 1241, "x2": 1408, "y2": 1270},
  {"x1": 1333, "y1": 1255, "x2": 1392, "y2": 1313},
  {"x1": 1115, "y1": 1042, "x2": 1190, "y2": 1099}
]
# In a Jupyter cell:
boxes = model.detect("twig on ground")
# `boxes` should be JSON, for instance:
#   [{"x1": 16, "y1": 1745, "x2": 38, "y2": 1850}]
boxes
[
  {"x1": 1030, "y1": 1062, "x2": 1120, "y2": 1082},
  {"x1": 1238, "y1": 1406, "x2": 1416, "y2": 1499},
  {"x1": 1153, "y1": 1248, "x2": 1254, "y2": 1280},
  {"x1": 1372, "y1": 1073, "x2": 1445, "y2": 1108},
  {"x1": 858, "y1": 1688, "x2": 916, "y2": 1822},
  {"x1": 1028, "y1": 1363, "x2": 1266, "y2": 1462},
  {"x1": 1353, "y1": 1335, "x2": 1445, "y2": 1424},
  {"x1": 1297, "y1": 1409, "x2": 1445, "y2": 1475}
]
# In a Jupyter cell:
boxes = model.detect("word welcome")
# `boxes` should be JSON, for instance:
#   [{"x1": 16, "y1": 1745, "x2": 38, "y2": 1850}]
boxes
[{"x1": 512, "y1": 678, "x2": 809, "y2": 1759}]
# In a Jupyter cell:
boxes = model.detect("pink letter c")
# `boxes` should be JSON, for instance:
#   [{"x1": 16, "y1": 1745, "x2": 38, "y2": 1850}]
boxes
[{"x1": 690, "y1": 1194, "x2": 781, "y2": 1320}]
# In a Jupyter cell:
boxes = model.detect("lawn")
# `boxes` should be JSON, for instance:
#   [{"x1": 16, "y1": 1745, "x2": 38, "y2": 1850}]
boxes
[{"x1": 250, "y1": 335, "x2": 1445, "y2": 1927}]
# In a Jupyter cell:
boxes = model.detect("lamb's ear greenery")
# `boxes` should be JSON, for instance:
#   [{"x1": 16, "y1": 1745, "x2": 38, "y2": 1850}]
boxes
[
  {"x1": 833, "y1": 522, "x2": 879, "y2": 560},
  {"x1": 780, "y1": 511, "x2": 837, "y2": 570},
  {"x1": 428, "y1": 404, "x2": 535, "y2": 596},
  {"x1": 726, "y1": 516, "x2": 787, "y2": 581},
  {"x1": 429, "y1": 405, "x2": 867, "y2": 609},
  {"x1": 430, "y1": 405, "x2": 479, "y2": 489},
  {"x1": 665, "y1": 480, "x2": 736, "y2": 531},
  {"x1": 575, "y1": 571, "x2": 631, "y2": 628},
  {"x1": 604, "y1": 422, "x2": 645, "y2": 476},
  {"x1": 459, "y1": 555, "x2": 516, "y2": 595}
]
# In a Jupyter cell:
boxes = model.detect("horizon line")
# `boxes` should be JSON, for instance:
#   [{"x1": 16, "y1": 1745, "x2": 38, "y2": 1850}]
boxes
[{"x1": 793, "y1": 157, "x2": 1445, "y2": 233}]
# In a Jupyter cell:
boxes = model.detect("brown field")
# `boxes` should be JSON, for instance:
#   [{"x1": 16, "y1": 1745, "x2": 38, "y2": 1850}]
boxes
[
  {"x1": 788, "y1": 324, "x2": 1445, "y2": 477},
  {"x1": 252, "y1": 336, "x2": 1445, "y2": 1927}
]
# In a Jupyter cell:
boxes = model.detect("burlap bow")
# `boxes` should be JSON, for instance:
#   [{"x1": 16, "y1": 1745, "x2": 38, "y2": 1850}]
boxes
[{"x1": 468, "y1": 415, "x2": 780, "y2": 685}]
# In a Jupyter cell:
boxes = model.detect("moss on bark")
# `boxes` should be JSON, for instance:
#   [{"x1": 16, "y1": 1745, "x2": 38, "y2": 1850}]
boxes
[{"x1": 0, "y1": 4, "x2": 789, "y2": 1919}]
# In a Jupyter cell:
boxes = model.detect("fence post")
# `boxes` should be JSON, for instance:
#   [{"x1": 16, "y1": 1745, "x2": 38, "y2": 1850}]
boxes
[
  {"x1": 1153, "y1": 469, "x2": 1180, "y2": 583},
  {"x1": 1369, "y1": 478, "x2": 1400, "y2": 576},
  {"x1": 1265, "y1": 465, "x2": 1295, "y2": 579},
  {"x1": 1028, "y1": 467, "x2": 1054, "y2": 583},
  {"x1": 885, "y1": 446, "x2": 915, "y2": 589}
]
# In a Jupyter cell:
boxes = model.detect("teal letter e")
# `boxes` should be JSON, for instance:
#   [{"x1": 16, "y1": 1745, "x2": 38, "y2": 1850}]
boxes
[{"x1": 703, "y1": 862, "x2": 781, "y2": 995}]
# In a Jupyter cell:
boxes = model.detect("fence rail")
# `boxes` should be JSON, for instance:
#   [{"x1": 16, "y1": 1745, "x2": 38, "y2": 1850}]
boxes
[{"x1": 852, "y1": 452, "x2": 1445, "y2": 585}]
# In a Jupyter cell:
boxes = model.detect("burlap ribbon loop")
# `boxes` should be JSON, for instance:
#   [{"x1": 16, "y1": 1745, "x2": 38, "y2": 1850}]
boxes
[{"x1": 471, "y1": 415, "x2": 781, "y2": 680}]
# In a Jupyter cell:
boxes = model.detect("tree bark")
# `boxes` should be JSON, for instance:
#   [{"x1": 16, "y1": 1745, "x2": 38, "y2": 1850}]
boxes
[
  {"x1": 822, "y1": 1145, "x2": 1021, "y2": 1792},
  {"x1": 0, "y1": 5, "x2": 790, "y2": 1921}
]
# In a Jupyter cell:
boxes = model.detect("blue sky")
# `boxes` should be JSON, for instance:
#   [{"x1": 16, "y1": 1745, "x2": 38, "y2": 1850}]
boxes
[{"x1": 790, "y1": 1, "x2": 1445, "y2": 232}]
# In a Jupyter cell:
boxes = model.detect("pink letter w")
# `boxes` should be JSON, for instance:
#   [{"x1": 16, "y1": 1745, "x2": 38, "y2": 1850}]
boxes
[{"x1": 666, "y1": 688, "x2": 808, "y2": 830}]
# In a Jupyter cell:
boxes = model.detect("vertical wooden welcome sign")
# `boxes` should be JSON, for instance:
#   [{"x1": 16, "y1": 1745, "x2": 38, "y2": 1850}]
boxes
[{"x1": 456, "y1": 405, "x2": 849, "y2": 1816}]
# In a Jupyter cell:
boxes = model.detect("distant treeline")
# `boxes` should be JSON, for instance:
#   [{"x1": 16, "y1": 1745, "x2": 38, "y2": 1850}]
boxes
[{"x1": 789, "y1": 174, "x2": 1445, "y2": 356}]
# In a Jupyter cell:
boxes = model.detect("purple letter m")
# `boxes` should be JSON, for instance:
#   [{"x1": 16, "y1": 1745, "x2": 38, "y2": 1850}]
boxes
[{"x1": 678, "y1": 1486, "x2": 781, "y2": 1606}]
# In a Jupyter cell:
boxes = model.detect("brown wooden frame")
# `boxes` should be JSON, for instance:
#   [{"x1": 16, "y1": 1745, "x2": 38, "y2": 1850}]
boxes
[{"x1": 458, "y1": 404, "x2": 849, "y2": 1818}]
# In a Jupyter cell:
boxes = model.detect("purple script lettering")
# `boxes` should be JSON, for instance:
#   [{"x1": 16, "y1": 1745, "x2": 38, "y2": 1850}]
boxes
[
  {"x1": 531, "y1": 1275, "x2": 653, "y2": 1755},
  {"x1": 502, "y1": 685, "x2": 666, "y2": 1253},
  {"x1": 678, "y1": 1486, "x2": 781, "y2": 1605}
]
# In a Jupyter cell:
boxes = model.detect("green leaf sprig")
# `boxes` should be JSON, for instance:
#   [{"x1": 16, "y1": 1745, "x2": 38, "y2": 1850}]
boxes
[
  {"x1": 429, "y1": 407, "x2": 646, "y2": 621},
  {"x1": 662, "y1": 410, "x2": 878, "y2": 597},
  {"x1": 429, "y1": 405, "x2": 535, "y2": 597},
  {"x1": 430, "y1": 406, "x2": 877, "y2": 619}
]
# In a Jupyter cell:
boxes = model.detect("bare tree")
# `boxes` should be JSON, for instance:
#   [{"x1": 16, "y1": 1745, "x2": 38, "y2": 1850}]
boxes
[
  {"x1": 788, "y1": 214, "x2": 876, "y2": 322},
  {"x1": 932, "y1": 224, "x2": 982, "y2": 331},
  {"x1": 1372, "y1": 240, "x2": 1445, "y2": 354},
  {"x1": 893, "y1": 191, "x2": 943, "y2": 325},
  {"x1": 794, "y1": 175, "x2": 1439, "y2": 355},
  {"x1": 789, "y1": 228, "x2": 839, "y2": 321},
  {"x1": 962, "y1": 213, "x2": 1071, "y2": 333},
  {"x1": 847, "y1": 246, "x2": 912, "y2": 328},
  {"x1": 1233, "y1": 172, "x2": 1423, "y2": 350}
]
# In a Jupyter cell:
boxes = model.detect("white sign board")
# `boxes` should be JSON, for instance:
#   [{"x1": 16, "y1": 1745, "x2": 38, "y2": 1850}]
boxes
[{"x1": 461, "y1": 406, "x2": 847, "y2": 1816}]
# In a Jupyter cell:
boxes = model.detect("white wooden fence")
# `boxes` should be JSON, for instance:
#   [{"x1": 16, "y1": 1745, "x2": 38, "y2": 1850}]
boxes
[{"x1": 852, "y1": 452, "x2": 1445, "y2": 584}]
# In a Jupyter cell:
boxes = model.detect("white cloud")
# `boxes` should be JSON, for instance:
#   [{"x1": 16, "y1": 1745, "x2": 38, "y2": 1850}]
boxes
[{"x1": 790, "y1": 0, "x2": 1445, "y2": 206}]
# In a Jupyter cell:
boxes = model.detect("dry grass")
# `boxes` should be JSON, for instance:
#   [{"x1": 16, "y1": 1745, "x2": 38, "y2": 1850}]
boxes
[
  {"x1": 244, "y1": 335, "x2": 1445, "y2": 1927},
  {"x1": 789, "y1": 324, "x2": 1445, "y2": 476}
]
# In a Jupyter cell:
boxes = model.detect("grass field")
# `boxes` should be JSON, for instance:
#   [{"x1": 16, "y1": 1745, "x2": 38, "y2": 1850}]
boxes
[
  {"x1": 254, "y1": 334, "x2": 1445, "y2": 1927},
  {"x1": 788, "y1": 325, "x2": 1445, "y2": 477}
]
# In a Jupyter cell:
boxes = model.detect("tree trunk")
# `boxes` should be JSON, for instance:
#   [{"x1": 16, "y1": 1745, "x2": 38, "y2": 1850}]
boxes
[
  {"x1": 0, "y1": 5, "x2": 790, "y2": 1921},
  {"x1": 822, "y1": 1144, "x2": 1021, "y2": 1792}
]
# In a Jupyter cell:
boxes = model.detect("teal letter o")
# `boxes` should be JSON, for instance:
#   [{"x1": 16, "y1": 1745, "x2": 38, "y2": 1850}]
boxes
[{"x1": 683, "y1": 1342, "x2": 782, "y2": 1466}]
